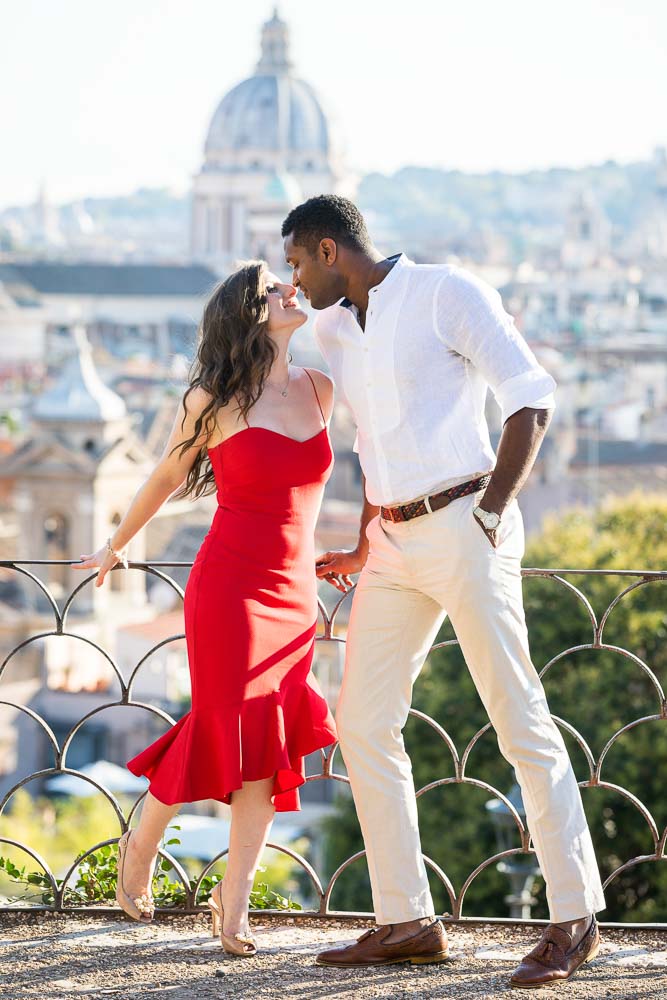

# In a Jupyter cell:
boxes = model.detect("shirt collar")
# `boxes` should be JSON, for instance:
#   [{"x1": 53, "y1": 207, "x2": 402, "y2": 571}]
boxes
[{"x1": 338, "y1": 252, "x2": 407, "y2": 310}]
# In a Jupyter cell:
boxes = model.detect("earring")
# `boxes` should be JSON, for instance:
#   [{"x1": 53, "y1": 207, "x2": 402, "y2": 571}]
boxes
[{"x1": 287, "y1": 352, "x2": 293, "y2": 364}]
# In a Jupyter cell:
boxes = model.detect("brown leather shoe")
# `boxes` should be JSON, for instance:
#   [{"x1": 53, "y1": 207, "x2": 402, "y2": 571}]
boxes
[
  {"x1": 316, "y1": 919, "x2": 449, "y2": 967},
  {"x1": 509, "y1": 915, "x2": 600, "y2": 988}
]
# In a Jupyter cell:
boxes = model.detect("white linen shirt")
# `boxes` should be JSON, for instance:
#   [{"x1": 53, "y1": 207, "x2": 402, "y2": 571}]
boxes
[{"x1": 312, "y1": 253, "x2": 556, "y2": 507}]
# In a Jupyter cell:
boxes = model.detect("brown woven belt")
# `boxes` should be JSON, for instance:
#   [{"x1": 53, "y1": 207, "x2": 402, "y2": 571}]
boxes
[{"x1": 380, "y1": 474, "x2": 492, "y2": 523}]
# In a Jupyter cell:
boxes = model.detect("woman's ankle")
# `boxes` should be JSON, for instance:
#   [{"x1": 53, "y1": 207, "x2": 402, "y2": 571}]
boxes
[
  {"x1": 128, "y1": 829, "x2": 160, "y2": 857},
  {"x1": 219, "y1": 878, "x2": 253, "y2": 933}
]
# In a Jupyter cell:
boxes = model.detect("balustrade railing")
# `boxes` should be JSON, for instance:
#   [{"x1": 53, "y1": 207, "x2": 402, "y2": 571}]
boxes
[{"x1": 0, "y1": 559, "x2": 665, "y2": 926}]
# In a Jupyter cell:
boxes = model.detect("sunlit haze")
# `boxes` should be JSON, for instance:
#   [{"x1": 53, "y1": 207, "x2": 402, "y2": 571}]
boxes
[{"x1": 1, "y1": 0, "x2": 665, "y2": 208}]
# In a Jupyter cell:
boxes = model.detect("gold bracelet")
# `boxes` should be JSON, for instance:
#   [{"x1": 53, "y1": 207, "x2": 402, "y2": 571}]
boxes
[{"x1": 106, "y1": 537, "x2": 128, "y2": 569}]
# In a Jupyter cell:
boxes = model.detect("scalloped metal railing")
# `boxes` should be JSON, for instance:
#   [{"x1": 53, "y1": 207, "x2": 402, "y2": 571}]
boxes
[{"x1": 0, "y1": 559, "x2": 665, "y2": 926}]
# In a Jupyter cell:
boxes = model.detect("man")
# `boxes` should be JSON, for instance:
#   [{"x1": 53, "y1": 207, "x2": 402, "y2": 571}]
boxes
[{"x1": 282, "y1": 195, "x2": 605, "y2": 987}]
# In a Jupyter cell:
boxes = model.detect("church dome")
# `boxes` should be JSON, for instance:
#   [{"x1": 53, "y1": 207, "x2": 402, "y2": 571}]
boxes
[
  {"x1": 204, "y1": 10, "x2": 330, "y2": 157},
  {"x1": 33, "y1": 326, "x2": 127, "y2": 424}
]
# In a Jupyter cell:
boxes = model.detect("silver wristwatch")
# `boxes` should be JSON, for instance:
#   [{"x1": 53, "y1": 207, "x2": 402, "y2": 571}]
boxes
[{"x1": 473, "y1": 505, "x2": 501, "y2": 531}]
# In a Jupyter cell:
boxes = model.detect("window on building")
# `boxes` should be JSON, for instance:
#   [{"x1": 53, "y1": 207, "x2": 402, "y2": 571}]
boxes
[{"x1": 49, "y1": 722, "x2": 108, "y2": 771}]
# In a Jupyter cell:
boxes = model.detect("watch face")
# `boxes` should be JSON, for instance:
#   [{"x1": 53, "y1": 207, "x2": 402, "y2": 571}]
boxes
[{"x1": 475, "y1": 506, "x2": 500, "y2": 529}]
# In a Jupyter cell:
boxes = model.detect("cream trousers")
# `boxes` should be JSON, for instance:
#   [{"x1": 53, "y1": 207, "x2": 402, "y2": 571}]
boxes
[{"x1": 336, "y1": 492, "x2": 606, "y2": 925}]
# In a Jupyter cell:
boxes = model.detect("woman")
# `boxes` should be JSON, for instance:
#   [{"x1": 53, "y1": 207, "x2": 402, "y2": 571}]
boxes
[{"x1": 74, "y1": 261, "x2": 340, "y2": 956}]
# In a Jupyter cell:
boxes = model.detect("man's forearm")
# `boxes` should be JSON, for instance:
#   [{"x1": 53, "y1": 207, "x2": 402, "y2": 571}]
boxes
[
  {"x1": 479, "y1": 406, "x2": 552, "y2": 516},
  {"x1": 356, "y1": 473, "x2": 380, "y2": 559}
]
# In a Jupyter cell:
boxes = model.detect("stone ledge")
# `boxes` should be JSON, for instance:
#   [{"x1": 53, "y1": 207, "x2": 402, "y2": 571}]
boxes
[{"x1": 1, "y1": 914, "x2": 666, "y2": 999}]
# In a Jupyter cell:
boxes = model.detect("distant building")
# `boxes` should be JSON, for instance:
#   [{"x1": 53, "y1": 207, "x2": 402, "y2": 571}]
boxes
[
  {"x1": 644, "y1": 146, "x2": 667, "y2": 258},
  {"x1": 0, "y1": 330, "x2": 186, "y2": 801},
  {"x1": 32, "y1": 182, "x2": 65, "y2": 250},
  {"x1": 0, "y1": 261, "x2": 218, "y2": 365},
  {"x1": 561, "y1": 190, "x2": 611, "y2": 270},
  {"x1": 0, "y1": 326, "x2": 155, "y2": 609},
  {"x1": 190, "y1": 8, "x2": 353, "y2": 272}
]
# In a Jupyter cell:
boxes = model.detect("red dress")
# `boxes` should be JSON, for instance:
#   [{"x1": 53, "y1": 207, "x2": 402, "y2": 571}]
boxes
[{"x1": 127, "y1": 371, "x2": 337, "y2": 811}]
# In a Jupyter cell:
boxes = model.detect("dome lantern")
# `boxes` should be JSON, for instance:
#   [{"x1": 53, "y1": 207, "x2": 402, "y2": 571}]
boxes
[{"x1": 256, "y1": 7, "x2": 293, "y2": 75}]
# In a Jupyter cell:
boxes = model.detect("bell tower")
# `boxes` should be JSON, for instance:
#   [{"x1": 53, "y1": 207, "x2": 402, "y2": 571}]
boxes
[{"x1": 1, "y1": 326, "x2": 154, "y2": 616}]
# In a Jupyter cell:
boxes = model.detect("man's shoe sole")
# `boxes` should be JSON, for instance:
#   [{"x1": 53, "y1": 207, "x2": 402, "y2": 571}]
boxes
[
  {"x1": 316, "y1": 949, "x2": 450, "y2": 968},
  {"x1": 508, "y1": 940, "x2": 601, "y2": 989}
]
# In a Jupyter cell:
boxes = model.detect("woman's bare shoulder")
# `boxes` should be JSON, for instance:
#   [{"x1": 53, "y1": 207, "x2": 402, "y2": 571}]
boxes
[
  {"x1": 302, "y1": 366, "x2": 334, "y2": 392},
  {"x1": 302, "y1": 367, "x2": 334, "y2": 417},
  {"x1": 182, "y1": 384, "x2": 214, "y2": 414},
  {"x1": 181, "y1": 385, "x2": 242, "y2": 446}
]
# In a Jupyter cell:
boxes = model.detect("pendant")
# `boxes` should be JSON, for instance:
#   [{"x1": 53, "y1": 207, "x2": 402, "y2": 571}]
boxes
[{"x1": 281, "y1": 390, "x2": 288, "y2": 397}]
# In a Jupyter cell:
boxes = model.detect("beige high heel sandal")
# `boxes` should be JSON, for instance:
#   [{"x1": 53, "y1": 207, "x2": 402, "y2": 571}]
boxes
[
  {"x1": 208, "y1": 881, "x2": 257, "y2": 957},
  {"x1": 115, "y1": 830, "x2": 155, "y2": 923}
]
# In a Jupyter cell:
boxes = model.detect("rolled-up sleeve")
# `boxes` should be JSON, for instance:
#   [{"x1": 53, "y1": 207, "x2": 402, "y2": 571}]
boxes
[{"x1": 435, "y1": 268, "x2": 556, "y2": 424}]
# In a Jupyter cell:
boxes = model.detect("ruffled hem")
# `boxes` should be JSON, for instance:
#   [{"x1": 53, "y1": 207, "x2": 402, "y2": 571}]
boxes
[{"x1": 126, "y1": 683, "x2": 337, "y2": 812}]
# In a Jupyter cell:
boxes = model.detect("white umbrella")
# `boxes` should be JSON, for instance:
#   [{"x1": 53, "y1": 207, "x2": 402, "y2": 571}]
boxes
[
  {"x1": 46, "y1": 761, "x2": 148, "y2": 796},
  {"x1": 164, "y1": 813, "x2": 308, "y2": 860},
  {"x1": 163, "y1": 814, "x2": 230, "y2": 860}
]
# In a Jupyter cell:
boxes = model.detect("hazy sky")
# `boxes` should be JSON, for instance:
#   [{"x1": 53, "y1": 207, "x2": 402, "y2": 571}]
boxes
[{"x1": 1, "y1": 0, "x2": 665, "y2": 209}]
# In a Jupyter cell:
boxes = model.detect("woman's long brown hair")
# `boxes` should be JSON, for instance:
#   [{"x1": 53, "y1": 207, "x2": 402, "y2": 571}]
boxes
[{"x1": 171, "y1": 260, "x2": 277, "y2": 500}]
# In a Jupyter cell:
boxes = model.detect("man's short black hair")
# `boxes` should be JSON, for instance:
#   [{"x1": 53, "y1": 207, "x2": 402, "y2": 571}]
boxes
[{"x1": 281, "y1": 195, "x2": 371, "y2": 255}]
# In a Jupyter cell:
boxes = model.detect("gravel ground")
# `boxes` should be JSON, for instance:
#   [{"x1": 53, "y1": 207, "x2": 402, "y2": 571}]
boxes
[{"x1": 1, "y1": 913, "x2": 666, "y2": 1000}]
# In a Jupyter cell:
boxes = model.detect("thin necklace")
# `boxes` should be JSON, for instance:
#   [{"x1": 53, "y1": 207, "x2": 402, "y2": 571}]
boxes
[{"x1": 266, "y1": 366, "x2": 290, "y2": 397}]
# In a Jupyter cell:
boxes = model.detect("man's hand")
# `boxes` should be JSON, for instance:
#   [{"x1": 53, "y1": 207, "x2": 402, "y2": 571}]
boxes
[
  {"x1": 472, "y1": 406, "x2": 552, "y2": 550},
  {"x1": 317, "y1": 473, "x2": 377, "y2": 592},
  {"x1": 472, "y1": 511, "x2": 499, "y2": 549},
  {"x1": 315, "y1": 548, "x2": 366, "y2": 592}
]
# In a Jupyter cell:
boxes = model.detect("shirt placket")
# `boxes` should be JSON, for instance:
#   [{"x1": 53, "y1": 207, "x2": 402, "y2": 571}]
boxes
[{"x1": 360, "y1": 287, "x2": 393, "y2": 502}]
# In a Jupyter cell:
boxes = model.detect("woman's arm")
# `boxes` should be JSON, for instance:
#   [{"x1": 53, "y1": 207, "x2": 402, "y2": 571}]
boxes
[{"x1": 74, "y1": 386, "x2": 214, "y2": 587}]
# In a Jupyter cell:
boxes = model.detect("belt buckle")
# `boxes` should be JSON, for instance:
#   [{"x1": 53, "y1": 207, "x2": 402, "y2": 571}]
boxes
[{"x1": 385, "y1": 498, "x2": 430, "y2": 523}]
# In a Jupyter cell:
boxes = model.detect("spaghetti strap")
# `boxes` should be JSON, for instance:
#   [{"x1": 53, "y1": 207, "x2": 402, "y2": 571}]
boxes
[{"x1": 302, "y1": 368, "x2": 326, "y2": 424}]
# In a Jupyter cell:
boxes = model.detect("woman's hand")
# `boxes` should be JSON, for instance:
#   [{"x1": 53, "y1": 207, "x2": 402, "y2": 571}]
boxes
[{"x1": 74, "y1": 545, "x2": 124, "y2": 588}]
